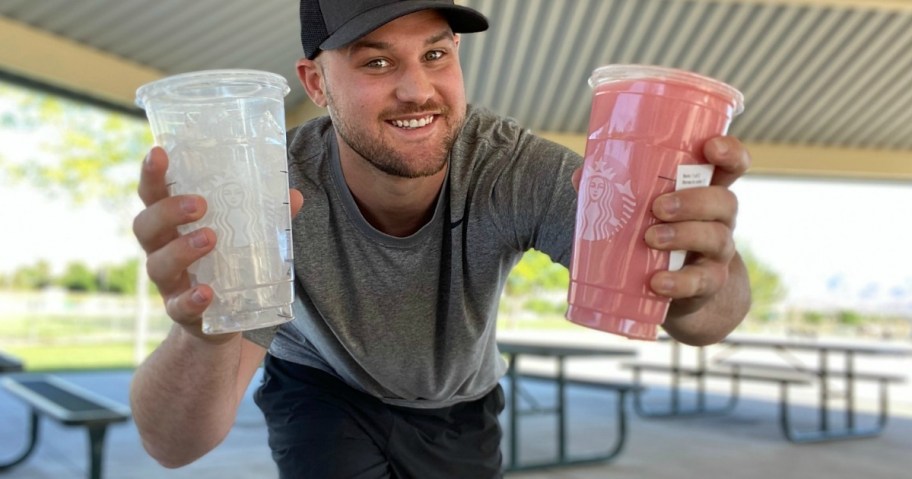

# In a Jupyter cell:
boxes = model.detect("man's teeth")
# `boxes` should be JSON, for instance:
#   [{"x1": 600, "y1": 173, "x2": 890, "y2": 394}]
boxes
[{"x1": 392, "y1": 116, "x2": 434, "y2": 129}]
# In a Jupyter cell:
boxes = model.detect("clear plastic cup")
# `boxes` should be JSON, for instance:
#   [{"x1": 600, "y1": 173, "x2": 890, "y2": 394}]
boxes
[
  {"x1": 566, "y1": 65, "x2": 744, "y2": 340},
  {"x1": 136, "y1": 69, "x2": 294, "y2": 334}
]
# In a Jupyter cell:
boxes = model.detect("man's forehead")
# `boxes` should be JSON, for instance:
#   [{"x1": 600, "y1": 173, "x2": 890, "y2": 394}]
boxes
[
  {"x1": 350, "y1": 10, "x2": 453, "y2": 48},
  {"x1": 350, "y1": 30, "x2": 454, "y2": 53}
]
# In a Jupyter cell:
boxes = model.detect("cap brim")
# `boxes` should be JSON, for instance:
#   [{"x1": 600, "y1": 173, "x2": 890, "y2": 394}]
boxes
[{"x1": 319, "y1": 2, "x2": 488, "y2": 52}]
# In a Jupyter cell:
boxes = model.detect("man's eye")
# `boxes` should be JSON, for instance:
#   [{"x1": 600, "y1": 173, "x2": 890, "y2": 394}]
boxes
[
  {"x1": 366, "y1": 58, "x2": 390, "y2": 68},
  {"x1": 425, "y1": 50, "x2": 444, "y2": 61}
]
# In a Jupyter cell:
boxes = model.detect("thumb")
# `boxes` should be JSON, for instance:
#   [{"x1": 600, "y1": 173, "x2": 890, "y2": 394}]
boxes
[
  {"x1": 571, "y1": 167, "x2": 583, "y2": 192},
  {"x1": 289, "y1": 188, "x2": 304, "y2": 218}
]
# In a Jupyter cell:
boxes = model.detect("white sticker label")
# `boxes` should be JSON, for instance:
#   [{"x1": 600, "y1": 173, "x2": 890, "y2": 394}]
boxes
[{"x1": 668, "y1": 164, "x2": 715, "y2": 271}]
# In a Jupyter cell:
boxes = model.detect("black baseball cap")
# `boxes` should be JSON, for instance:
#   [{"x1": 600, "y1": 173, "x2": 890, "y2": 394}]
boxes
[{"x1": 300, "y1": 0, "x2": 489, "y2": 59}]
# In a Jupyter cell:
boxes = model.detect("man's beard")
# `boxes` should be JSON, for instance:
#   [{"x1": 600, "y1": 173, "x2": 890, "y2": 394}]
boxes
[{"x1": 325, "y1": 88, "x2": 462, "y2": 179}]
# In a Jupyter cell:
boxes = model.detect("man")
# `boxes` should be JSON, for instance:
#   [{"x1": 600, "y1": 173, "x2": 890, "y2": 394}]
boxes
[{"x1": 130, "y1": 1, "x2": 751, "y2": 477}]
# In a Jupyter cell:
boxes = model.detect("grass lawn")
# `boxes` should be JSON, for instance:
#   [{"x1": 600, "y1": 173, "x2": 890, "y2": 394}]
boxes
[
  {"x1": 0, "y1": 298, "x2": 575, "y2": 371},
  {"x1": 1, "y1": 307, "x2": 171, "y2": 371},
  {"x1": 497, "y1": 313, "x2": 579, "y2": 331},
  {"x1": 6, "y1": 318, "x2": 575, "y2": 371},
  {"x1": 4, "y1": 342, "x2": 163, "y2": 372}
]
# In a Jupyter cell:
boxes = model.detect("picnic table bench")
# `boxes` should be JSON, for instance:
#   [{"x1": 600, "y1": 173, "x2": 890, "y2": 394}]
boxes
[
  {"x1": 625, "y1": 360, "x2": 814, "y2": 417},
  {"x1": 0, "y1": 374, "x2": 131, "y2": 479},
  {"x1": 498, "y1": 339, "x2": 638, "y2": 471},
  {"x1": 0, "y1": 352, "x2": 23, "y2": 373},
  {"x1": 713, "y1": 357, "x2": 906, "y2": 442},
  {"x1": 625, "y1": 335, "x2": 911, "y2": 443}
]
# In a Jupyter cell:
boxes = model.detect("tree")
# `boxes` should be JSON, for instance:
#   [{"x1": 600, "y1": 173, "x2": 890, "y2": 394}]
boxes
[
  {"x1": 1, "y1": 85, "x2": 150, "y2": 204},
  {"x1": 1, "y1": 81, "x2": 153, "y2": 363},
  {"x1": 501, "y1": 250, "x2": 569, "y2": 327},
  {"x1": 837, "y1": 309, "x2": 863, "y2": 328},
  {"x1": 59, "y1": 261, "x2": 98, "y2": 292},
  {"x1": 803, "y1": 311, "x2": 825, "y2": 326},
  {"x1": 740, "y1": 245, "x2": 787, "y2": 324},
  {"x1": 98, "y1": 258, "x2": 156, "y2": 295},
  {"x1": 10, "y1": 260, "x2": 54, "y2": 290},
  {"x1": 505, "y1": 250, "x2": 569, "y2": 296}
]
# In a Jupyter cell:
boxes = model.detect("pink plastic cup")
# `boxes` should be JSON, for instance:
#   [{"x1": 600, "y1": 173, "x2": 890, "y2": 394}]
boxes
[{"x1": 566, "y1": 65, "x2": 744, "y2": 340}]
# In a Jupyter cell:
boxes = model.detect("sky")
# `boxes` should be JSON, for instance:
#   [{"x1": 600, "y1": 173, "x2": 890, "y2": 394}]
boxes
[
  {"x1": 0, "y1": 181, "x2": 140, "y2": 273},
  {"x1": 0, "y1": 91, "x2": 142, "y2": 276},
  {"x1": 731, "y1": 176, "x2": 911, "y2": 312}
]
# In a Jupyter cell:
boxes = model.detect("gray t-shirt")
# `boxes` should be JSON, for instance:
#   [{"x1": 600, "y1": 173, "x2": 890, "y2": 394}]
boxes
[{"x1": 246, "y1": 105, "x2": 581, "y2": 408}]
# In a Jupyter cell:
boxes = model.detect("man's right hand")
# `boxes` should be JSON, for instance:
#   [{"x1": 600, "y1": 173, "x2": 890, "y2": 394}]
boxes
[{"x1": 132, "y1": 146, "x2": 304, "y2": 342}]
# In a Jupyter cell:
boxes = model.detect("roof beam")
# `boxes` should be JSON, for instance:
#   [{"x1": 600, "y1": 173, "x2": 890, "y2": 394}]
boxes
[
  {"x1": 0, "y1": 15, "x2": 161, "y2": 111},
  {"x1": 692, "y1": 0, "x2": 912, "y2": 12},
  {"x1": 536, "y1": 132, "x2": 912, "y2": 182},
  {"x1": 0, "y1": 15, "x2": 318, "y2": 127}
]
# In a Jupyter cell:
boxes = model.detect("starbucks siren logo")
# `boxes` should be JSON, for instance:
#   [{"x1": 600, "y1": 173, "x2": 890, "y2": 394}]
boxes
[{"x1": 578, "y1": 153, "x2": 636, "y2": 241}]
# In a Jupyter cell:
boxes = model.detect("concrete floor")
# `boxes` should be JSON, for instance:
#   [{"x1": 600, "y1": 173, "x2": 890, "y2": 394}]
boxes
[{"x1": 2, "y1": 332, "x2": 911, "y2": 478}]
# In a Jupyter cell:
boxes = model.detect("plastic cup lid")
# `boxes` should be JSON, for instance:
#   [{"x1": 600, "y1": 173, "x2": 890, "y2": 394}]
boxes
[
  {"x1": 589, "y1": 64, "x2": 744, "y2": 116},
  {"x1": 135, "y1": 69, "x2": 290, "y2": 109}
]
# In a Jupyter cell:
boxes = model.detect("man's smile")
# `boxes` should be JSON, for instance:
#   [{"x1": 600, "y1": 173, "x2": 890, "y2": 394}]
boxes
[{"x1": 389, "y1": 114, "x2": 436, "y2": 130}]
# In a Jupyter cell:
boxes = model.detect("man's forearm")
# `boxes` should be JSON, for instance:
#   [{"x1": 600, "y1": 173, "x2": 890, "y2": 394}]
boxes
[
  {"x1": 663, "y1": 252, "x2": 752, "y2": 346},
  {"x1": 130, "y1": 325, "x2": 246, "y2": 468}
]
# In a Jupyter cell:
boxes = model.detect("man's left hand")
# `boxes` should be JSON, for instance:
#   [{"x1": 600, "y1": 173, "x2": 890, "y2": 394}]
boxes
[{"x1": 645, "y1": 136, "x2": 751, "y2": 306}]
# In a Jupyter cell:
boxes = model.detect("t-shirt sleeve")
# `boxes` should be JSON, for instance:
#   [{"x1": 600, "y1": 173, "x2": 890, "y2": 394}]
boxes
[
  {"x1": 242, "y1": 325, "x2": 280, "y2": 349},
  {"x1": 491, "y1": 129, "x2": 582, "y2": 268}
]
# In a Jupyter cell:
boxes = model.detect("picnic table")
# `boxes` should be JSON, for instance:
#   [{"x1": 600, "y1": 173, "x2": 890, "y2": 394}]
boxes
[
  {"x1": 497, "y1": 339, "x2": 638, "y2": 471},
  {"x1": 0, "y1": 352, "x2": 131, "y2": 479},
  {"x1": 625, "y1": 335, "x2": 911, "y2": 442},
  {"x1": 715, "y1": 335, "x2": 910, "y2": 442},
  {"x1": 0, "y1": 351, "x2": 23, "y2": 373}
]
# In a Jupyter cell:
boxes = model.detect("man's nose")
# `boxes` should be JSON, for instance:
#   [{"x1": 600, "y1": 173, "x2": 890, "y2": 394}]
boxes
[{"x1": 395, "y1": 64, "x2": 435, "y2": 105}]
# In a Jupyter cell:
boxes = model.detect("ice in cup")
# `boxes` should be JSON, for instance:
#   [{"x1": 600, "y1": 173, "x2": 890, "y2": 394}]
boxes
[
  {"x1": 566, "y1": 65, "x2": 744, "y2": 340},
  {"x1": 136, "y1": 69, "x2": 295, "y2": 334}
]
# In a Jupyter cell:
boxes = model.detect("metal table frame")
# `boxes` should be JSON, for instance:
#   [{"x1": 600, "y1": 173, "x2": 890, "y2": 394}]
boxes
[
  {"x1": 635, "y1": 336, "x2": 911, "y2": 442},
  {"x1": 498, "y1": 340, "x2": 637, "y2": 471},
  {"x1": 717, "y1": 336, "x2": 911, "y2": 442}
]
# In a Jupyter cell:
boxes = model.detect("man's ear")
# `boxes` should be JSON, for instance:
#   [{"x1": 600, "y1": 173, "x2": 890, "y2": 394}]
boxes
[{"x1": 296, "y1": 57, "x2": 327, "y2": 108}]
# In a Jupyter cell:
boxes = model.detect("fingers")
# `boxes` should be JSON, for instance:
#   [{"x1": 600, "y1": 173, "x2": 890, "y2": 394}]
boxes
[
  {"x1": 645, "y1": 219, "x2": 735, "y2": 299},
  {"x1": 647, "y1": 181, "x2": 739, "y2": 300},
  {"x1": 164, "y1": 285, "x2": 214, "y2": 326},
  {"x1": 133, "y1": 195, "x2": 208, "y2": 254},
  {"x1": 653, "y1": 186, "x2": 738, "y2": 229},
  {"x1": 646, "y1": 220, "x2": 736, "y2": 263},
  {"x1": 703, "y1": 136, "x2": 751, "y2": 187},
  {"x1": 134, "y1": 146, "x2": 209, "y2": 254},
  {"x1": 145, "y1": 228, "x2": 216, "y2": 296},
  {"x1": 138, "y1": 147, "x2": 171, "y2": 207},
  {"x1": 289, "y1": 188, "x2": 304, "y2": 218},
  {"x1": 571, "y1": 167, "x2": 583, "y2": 192},
  {"x1": 144, "y1": 225, "x2": 217, "y2": 332},
  {"x1": 134, "y1": 146, "x2": 301, "y2": 336},
  {"x1": 651, "y1": 260, "x2": 730, "y2": 300},
  {"x1": 134, "y1": 146, "x2": 217, "y2": 330}
]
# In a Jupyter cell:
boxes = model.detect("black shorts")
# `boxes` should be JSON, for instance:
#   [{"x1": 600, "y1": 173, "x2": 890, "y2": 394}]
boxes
[{"x1": 254, "y1": 354, "x2": 505, "y2": 479}]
